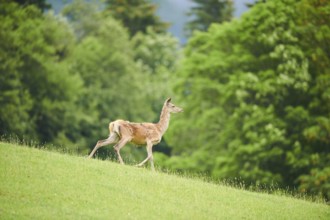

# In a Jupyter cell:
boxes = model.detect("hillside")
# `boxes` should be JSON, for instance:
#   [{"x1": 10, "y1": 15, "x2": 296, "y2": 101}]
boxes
[{"x1": 0, "y1": 142, "x2": 329, "y2": 219}]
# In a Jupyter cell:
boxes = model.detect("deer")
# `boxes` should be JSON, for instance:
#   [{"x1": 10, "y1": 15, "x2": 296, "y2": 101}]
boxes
[{"x1": 88, "y1": 98, "x2": 183, "y2": 170}]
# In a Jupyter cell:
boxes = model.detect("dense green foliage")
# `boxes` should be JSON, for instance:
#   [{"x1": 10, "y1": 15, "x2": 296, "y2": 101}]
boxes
[
  {"x1": 0, "y1": 0, "x2": 329, "y2": 201},
  {"x1": 1, "y1": 143, "x2": 329, "y2": 219},
  {"x1": 164, "y1": 0, "x2": 330, "y2": 200},
  {"x1": 0, "y1": 1, "x2": 179, "y2": 155}
]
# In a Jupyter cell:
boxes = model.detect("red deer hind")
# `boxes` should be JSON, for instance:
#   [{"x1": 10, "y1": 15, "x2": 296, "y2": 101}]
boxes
[{"x1": 88, "y1": 98, "x2": 183, "y2": 170}]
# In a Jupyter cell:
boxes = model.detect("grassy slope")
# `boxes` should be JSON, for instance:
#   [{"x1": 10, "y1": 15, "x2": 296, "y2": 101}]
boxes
[{"x1": 0, "y1": 143, "x2": 329, "y2": 219}]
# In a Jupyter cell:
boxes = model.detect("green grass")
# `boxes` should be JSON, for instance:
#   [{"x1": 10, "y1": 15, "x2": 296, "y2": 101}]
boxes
[{"x1": 0, "y1": 142, "x2": 329, "y2": 219}]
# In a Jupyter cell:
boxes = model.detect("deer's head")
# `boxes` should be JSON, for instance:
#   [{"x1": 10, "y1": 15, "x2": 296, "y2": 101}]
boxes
[{"x1": 165, "y1": 98, "x2": 183, "y2": 113}]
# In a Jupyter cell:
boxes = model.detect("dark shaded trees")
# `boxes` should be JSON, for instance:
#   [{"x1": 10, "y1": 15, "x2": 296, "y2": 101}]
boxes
[{"x1": 0, "y1": 2, "x2": 82, "y2": 146}]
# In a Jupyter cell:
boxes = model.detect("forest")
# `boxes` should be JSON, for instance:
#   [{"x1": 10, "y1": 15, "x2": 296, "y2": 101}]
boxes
[{"x1": 0, "y1": 0, "x2": 329, "y2": 201}]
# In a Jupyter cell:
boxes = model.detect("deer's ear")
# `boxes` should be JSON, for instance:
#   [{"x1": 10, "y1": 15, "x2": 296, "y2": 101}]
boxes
[{"x1": 166, "y1": 97, "x2": 172, "y2": 103}]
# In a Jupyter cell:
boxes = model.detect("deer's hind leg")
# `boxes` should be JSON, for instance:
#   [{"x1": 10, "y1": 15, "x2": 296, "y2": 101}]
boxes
[
  {"x1": 113, "y1": 137, "x2": 130, "y2": 165},
  {"x1": 88, "y1": 133, "x2": 119, "y2": 158}
]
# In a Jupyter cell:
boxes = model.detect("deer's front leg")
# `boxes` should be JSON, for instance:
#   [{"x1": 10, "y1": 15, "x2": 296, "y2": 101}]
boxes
[{"x1": 136, "y1": 140, "x2": 154, "y2": 170}]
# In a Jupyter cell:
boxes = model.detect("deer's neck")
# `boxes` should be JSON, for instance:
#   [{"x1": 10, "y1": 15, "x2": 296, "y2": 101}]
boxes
[{"x1": 156, "y1": 105, "x2": 170, "y2": 135}]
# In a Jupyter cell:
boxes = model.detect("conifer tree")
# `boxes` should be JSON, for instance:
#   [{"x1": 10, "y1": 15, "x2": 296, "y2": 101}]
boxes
[
  {"x1": 12, "y1": 0, "x2": 51, "y2": 11},
  {"x1": 185, "y1": 0, "x2": 233, "y2": 36},
  {"x1": 105, "y1": 0, "x2": 168, "y2": 36}
]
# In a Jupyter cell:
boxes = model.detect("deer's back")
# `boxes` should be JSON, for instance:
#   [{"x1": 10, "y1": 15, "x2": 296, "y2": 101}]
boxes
[{"x1": 111, "y1": 120, "x2": 161, "y2": 145}]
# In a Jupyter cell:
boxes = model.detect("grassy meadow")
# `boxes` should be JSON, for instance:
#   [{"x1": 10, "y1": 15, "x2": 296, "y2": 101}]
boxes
[{"x1": 0, "y1": 142, "x2": 329, "y2": 219}]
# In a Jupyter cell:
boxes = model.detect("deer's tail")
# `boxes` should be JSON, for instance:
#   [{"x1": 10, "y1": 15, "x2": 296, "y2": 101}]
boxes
[{"x1": 109, "y1": 120, "x2": 127, "y2": 138}]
